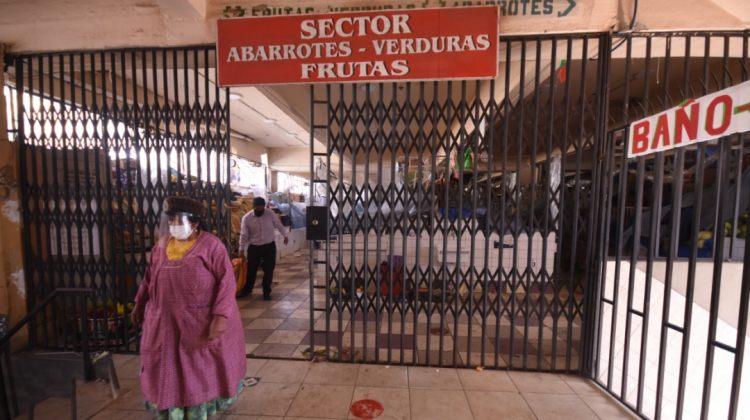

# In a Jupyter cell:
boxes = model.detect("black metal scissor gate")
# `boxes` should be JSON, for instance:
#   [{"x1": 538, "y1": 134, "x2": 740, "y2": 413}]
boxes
[
  {"x1": 308, "y1": 34, "x2": 609, "y2": 372},
  {"x1": 9, "y1": 47, "x2": 231, "y2": 353}
]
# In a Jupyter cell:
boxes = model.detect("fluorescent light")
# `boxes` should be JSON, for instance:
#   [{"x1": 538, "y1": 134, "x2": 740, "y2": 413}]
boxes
[
  {"x1": 286, "y1": 133, "x2": 298, "y2": 137},
  {"x1": 229, "y1": 92, "x2": 243, "y2": 100},
  {"x1": 263, "y1": 118, "x2": 277, "y2": 123}
]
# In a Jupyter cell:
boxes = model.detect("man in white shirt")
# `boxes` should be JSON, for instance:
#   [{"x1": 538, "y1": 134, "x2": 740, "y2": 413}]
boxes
[{"x1": 237, "y1": 197, "x2": 289, "y2": 300}]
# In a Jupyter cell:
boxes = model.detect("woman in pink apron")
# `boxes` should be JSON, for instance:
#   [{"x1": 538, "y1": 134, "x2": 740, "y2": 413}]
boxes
[{"x1": 131, "y1": 196, "x2": 246, "y2": 420}]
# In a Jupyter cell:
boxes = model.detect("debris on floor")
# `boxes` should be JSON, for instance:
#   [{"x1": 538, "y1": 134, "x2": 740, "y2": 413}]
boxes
[{"x1": 243, "y1": 377, "x2": 261, "y2": 387}]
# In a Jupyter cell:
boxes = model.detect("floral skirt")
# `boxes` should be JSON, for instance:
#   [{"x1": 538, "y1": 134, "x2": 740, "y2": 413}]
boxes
[{"x1": 144, "y1": 380, "x2": 244, "y2": 420}]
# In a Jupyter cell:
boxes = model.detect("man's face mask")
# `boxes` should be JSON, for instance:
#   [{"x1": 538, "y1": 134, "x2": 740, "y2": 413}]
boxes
[{"x1": 254, "y1": 206, "x2": 265, "y2": 217}]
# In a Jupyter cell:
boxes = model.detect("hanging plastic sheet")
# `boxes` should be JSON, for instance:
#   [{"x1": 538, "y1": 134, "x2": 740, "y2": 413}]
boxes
[{"x1": 549, "y1": 155, "x2": 562, "y2": 221}]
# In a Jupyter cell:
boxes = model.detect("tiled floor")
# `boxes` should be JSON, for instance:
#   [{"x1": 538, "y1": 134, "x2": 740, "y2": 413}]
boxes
[
  {"x1": 16, "y1": 356, "x2": 639, "y2": 420},
  {"x1": 240, "y1": 254, "x2": 583, "y2": 371},
  {"x1": 238, "y1": 254, "x2": 315, "y2": 358}
]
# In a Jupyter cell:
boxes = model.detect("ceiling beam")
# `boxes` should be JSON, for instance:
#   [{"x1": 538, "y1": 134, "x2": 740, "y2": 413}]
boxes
[{"x1": 152, "y1": 0, "x2": 206, "y2": 19}]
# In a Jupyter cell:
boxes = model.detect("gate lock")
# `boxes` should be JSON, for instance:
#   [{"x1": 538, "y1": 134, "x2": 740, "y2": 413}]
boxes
[{"x1": 306, "y1": 206, "x2": 328, "y2": 241}]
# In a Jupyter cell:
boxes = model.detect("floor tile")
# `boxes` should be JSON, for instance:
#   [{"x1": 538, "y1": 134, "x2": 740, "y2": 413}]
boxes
[
  {"x1": 74, "y1": 380, "x2": 123, "y2": 420},
  {"x1": 457, "y1": 368, "x2": 517, "y2": 392},
  {"x1": 416, "y1": 350, "x2": 458, "y2": 366},
  {"x1": 240, "y1": 308, "x2": 268, "y2": 318},
  {"x1": 252, "y1": 343, "x2": 300, "y2": 357},
  {"x1": 90, "y1": 409, "x2": 156, "y2": 420},
  {"x1": 289, "y1": 289, "x2": 310, "y2": 295},
  {"x1": 280, "y1": 294, "x2": 309, "y2": 301},
  {"x1": 272, "y1": 301, "x2": 305, "y2": 310},
  {"x1": 241, "y1": 300, "x2": 277, "y2": 309},
  {"x1": 356, "y1": 365, "x2": 408, "y2": 388},
  {"x1": 284, "y1": 417, "x2": 342, "y2": 420},
  {"x1": 222, "y1": 416, "x2": 284, "y2": 420},
  {"x1": 290, "y1": 308, "x2": 322, "y2": 319},
  {"x1": 114, "y1": 355, "x2": 142, "y2": 379},
  {"x1": 111, "y1": 353, "x2": 137, "y2": 370},
  {"x1": 409, "y1": 389, "x2": 473, "y2": 420},
  {"x1": 228, "y1": 382, "x2": 300, "y2": 417},
  {"x1": 304, "y1": 362, "x2": 360, "y2": 385},
  {"x1": 246, "y1": 358, "x2": 268, "y2": 377},
  {"x1": 246, "y1": 318, "x2": 287, "y2": 330},
  {"x1": 301, "y1": 331, "x2": 344, "y2": 347},
  {"x1": 278, "y1": 318, "x2": 313, "y2": 331},
  {"x1": 286, "y1": 384, "x2": 355, "y2": 418},
  {"x1": 580, "y1": 394, "x2": 639, "y2": 419},
  {"x1": 256, "y1": 359, "x2": 312, "y2": 383},
  {"x1": 264, "y1": 330, "x2": 308, "y2": 345},
  {"x1": 348, "y1": 386, "x2": 410, "y2": 420},
  {"x1": 508, "y1": 371, "x2": 575, "y2": 394},
  {"x1": 264, "y1": 291, "x2": 291, "y2": 300},
  {"x1": 314, "y1": 318, "x2": 350, "y2": 331},
  {"x1": 258, "y1": 308, "x2": 298, "y2": 319},
  {"x1": 106, "y1": 385, "x2": 145, "y2": 411},
  {"x1": 376, "y1": 333, "x2": 415, "y2": 350},
  {"x1": 466, "y1": 391, "x2": 536, "y2": 420},
  {"x1": 245, "y1": 329, "x2": 275, "y2": 344},
  {"x1": 559, "y1": 374, "x2": 607, "y2": 395},
  {"x1": 408, "y1": 366, "x2": 463, "y2": 390},
  {"x1": 523, "y1": 392, "x2": 599, "y2": 420},
  {"x1": 246, "y1": 343, "x2": 260, "y2": 354}
]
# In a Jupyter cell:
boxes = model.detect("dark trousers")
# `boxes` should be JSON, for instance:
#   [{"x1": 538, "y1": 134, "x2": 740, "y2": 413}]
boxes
[{"x1": 244, "y1": 242, "x2": 276, "y2": 296}]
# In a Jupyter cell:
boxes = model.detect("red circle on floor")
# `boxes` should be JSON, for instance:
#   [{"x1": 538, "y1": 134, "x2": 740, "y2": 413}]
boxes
[{"x1": 350, "y1": 399, "x2": 385, "y2": 419}]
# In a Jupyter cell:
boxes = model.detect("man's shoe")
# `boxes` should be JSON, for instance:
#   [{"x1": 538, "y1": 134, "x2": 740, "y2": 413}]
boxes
[
  {"x1": 263, "y1": 294, "x2": 272, "y2": 301},
  {"x1": 236, "y1": 291, "x2": 251, "y2": 299}
]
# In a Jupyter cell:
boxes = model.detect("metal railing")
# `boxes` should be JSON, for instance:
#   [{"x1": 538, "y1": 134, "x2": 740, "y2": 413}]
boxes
[
  {"x1": 0, "y1": 287, "x2": 94, "y2": 420},
  {"x1": 593, "y1": 32, "x2": 750, "y2": 420}
]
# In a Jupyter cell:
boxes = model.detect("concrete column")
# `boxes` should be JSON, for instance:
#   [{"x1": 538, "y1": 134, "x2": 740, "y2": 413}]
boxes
[
  {"x1": 0, "y1": 46, "x2": 28, "y2": 351},
  {"x1": 270, "y1": 170, "x2": 278, "y2": 193}
]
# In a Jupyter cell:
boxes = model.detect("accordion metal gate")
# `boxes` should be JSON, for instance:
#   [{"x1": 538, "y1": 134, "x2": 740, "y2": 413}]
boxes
[
  {"x1": 308, "y1": 34, "x2": 610, "y2": 372},
  {"x1": 8, "y1": 46, "x2": 232, "y2": 353}
]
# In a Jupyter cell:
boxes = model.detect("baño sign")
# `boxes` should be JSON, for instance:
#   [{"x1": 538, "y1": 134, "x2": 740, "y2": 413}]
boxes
[
  {"x1": 216, "y1": 6, "x2": 498, "y2": 86},
  {"x1": 628, "y1": 80, "x2": 750, "y2": 158}
]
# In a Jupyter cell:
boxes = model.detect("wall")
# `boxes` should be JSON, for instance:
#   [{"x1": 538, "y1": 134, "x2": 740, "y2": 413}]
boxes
[
  {"x1": 231, "y1": 138, "x2": 267, "y2": 162},
  {"x1": 0, "y1": 46, "x2": 28, "y2": 351},
  {"x1": 636, "y1": 260, "x2": 749, "y2": 332}
]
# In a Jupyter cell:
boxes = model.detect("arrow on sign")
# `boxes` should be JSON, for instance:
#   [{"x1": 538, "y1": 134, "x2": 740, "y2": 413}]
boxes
[{"x1": 558, "y1": 0, "x2": 577, "y2": 17}]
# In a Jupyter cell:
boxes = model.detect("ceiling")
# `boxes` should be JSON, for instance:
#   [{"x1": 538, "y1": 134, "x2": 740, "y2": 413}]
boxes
[{"x1": 3, "y1": 1, "x2": 750, "y2": 181}]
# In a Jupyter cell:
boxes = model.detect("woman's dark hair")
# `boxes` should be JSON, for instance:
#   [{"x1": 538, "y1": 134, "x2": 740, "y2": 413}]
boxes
[{"x1": 188, "y1": 215, "x2": 209, "y2": 233}]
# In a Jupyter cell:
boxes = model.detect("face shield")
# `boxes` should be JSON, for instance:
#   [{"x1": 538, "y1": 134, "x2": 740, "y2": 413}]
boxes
[{"x1": 158, "y1": 212, "x2": 199, "y2": 243}]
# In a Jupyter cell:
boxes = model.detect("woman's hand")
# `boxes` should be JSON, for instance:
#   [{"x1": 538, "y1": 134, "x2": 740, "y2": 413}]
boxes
[
  {"x1": 208, "y1": 315, "x2": 228, "y2": 340},
  {"x1": 131, "y1": 303, "x2": 145, "y2": 326}
]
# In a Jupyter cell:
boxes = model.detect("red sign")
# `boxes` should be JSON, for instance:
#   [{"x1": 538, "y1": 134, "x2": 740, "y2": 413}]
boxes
[
  {"x1": 628, "y1": 80, "x2": 750, "y2": 157},
  {"x1": 216, "y1": 7, "x2": 499, "y2": 86}
]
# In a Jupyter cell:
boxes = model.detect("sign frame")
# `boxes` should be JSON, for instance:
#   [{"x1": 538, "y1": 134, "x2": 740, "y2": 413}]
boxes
[{"x1": 216, "y1": 6, "x2": 500, "y2": 87}]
